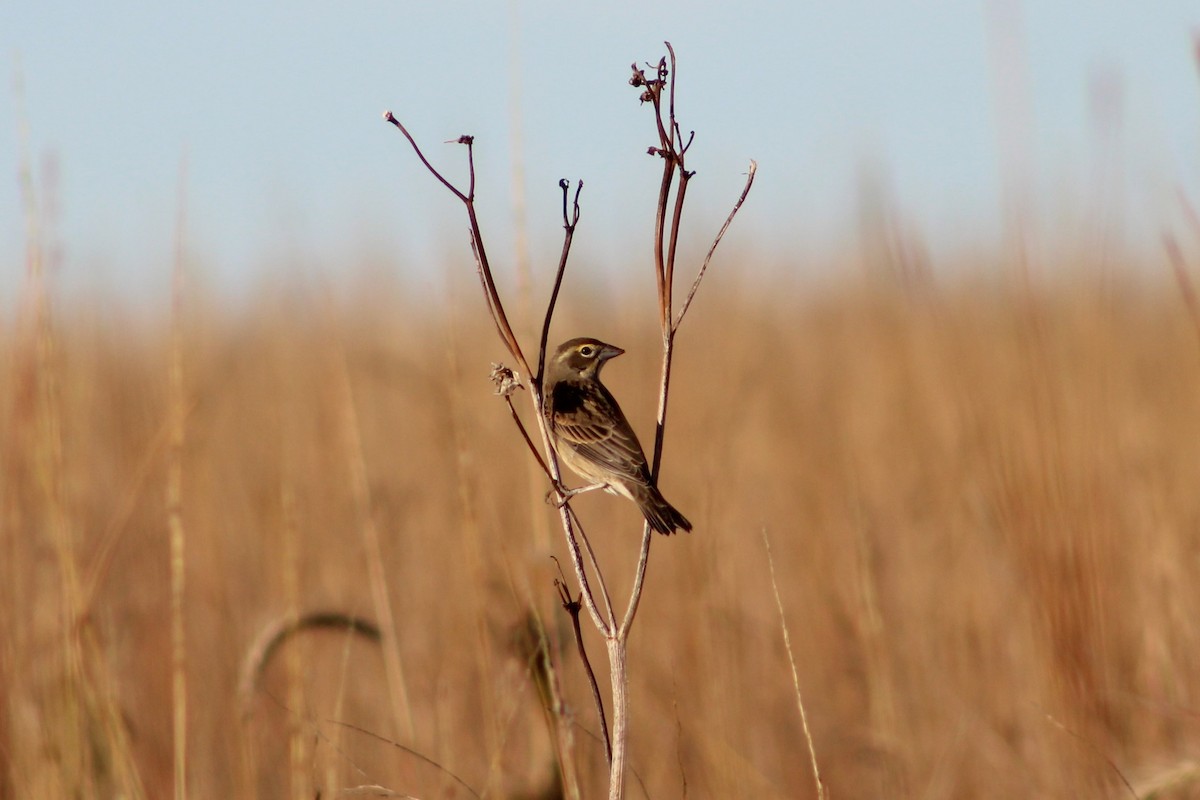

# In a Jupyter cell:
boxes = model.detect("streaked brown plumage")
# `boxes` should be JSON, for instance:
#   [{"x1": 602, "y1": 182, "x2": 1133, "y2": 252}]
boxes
[{"x1": 543, "y1": 337, "x2": 692, "y2": 535}]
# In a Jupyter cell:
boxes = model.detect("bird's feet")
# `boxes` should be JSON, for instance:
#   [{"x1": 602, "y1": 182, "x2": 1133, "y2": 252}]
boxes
[
  {"x1": 545, "y1": 482, "x2": 609, "y2": 508},
  {"x1": 545, "y1": 483, "x2": 570, "y2": 508}
]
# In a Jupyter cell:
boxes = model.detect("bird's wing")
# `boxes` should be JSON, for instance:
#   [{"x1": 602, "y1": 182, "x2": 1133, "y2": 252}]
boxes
[{"x1": 551, "y1": 382, "x2": 652, "y2": 485}]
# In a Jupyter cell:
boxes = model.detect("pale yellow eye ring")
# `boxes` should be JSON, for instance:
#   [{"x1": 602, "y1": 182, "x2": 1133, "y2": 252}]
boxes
[{"x1": 580, "y1": 346, "x2": 594, "y2": 357}]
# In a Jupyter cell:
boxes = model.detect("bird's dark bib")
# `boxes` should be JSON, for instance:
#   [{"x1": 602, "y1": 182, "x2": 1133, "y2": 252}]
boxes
[{"x1": 550, "y1": 380, "x2": 590, "y2": 414}]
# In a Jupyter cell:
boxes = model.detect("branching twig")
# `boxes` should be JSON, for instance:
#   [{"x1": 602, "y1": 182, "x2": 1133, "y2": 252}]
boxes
[
  {"x1": 676, "y1": 160, "x2": 758, "y2": 331},
  {"x1": 565, "y1": 507, "x2": 616, "y2": 625},
  {"x1": 555, "y1": 567, "x2": 611, "y2": 765},
  {"x1": 383, "y1": 109, "x2": 612, "y2": 635},
  {"x1": 383, "y1": 113, "x2": 527, "y2": 370},
  {"x1": 383, "y1": 43, "x2": 753, "y2": 799},
  {"x1": 490, "y1": 365, "x2": 553, "y2": 480},
  {"x1": 536, "y1": 179, "x2": 584, "y2": 388},
  {"x1": 620, "y1": 44, "x2": 757, "y2": 648},
  {"x1": 619, "y1": 527, "x2": 654, "y2": 635}
]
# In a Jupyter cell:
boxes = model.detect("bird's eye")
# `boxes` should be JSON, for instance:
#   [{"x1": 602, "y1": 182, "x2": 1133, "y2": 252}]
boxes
[{"x1": 579, "y1": 345, "x2": 594, "y2": 357}]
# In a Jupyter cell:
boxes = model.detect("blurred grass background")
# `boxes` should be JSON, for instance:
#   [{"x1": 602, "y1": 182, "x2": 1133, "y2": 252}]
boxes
[{"x1": 4, "y1": 247, "x2": 1200, "y2": 798}]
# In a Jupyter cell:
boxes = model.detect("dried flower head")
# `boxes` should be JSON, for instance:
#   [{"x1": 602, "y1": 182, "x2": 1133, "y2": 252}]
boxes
[{"x1": 489, "y1": 363, "x2": 523, "y2": 397}]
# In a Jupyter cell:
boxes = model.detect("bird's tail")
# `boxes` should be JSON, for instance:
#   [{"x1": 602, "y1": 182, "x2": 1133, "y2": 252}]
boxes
[{"x1": 638, "y1": 486, "x2": 693, "y2": 535}]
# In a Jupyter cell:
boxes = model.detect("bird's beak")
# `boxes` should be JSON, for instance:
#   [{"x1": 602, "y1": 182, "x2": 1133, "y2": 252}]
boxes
[{"x1": 600, "y1": 344, "x2": 625, "y2": 361}]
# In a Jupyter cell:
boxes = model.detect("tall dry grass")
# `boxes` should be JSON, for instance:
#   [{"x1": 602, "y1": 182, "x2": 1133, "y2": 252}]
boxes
[{"x1": 2, "y1": 262, "x2": 1200, "y2": 798}]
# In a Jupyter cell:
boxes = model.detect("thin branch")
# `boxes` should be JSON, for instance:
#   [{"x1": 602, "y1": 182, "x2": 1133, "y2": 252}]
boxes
[
  {"x1": 385, "y1": 111, "x2": 529, "y2": 372},
  {"x1": 384, "y1": 99, "x2": 624, "y2": 788},
  {"x1": 506, "y1": 173, "x2": 613, "y2": 635},
  {"x1": 675, "y1": 160, "x2": 758, "y2": 330},
  {"x1": 566, "y1": 506, "x2": 616, "y2": 628},
  {"x1": 332, "y1": 720, "x2": 483, "y2": 800},
  {"x1": 762, "y1": 528, "x2": 826, "y2": 800},
  {"x1": 465, "y1": 203, "x2": 527, "y2": 369},
  {"x1": 555, "y1": 503, "x2": 612, "y2": 636},
  {"x1": 663, "y1": 174, "x2": 690, "y2": 327},
  {"x1": 468, "y1": 236, "x2": 521, "y2": 362},
  {"x1": 652, "y1": 149, "x2": 675, "y2": 318},
  {"x1": 382, "y1": 112, "x2": 468, "y2": 203},
  {"x1": 536, "y1": 179, "x2": 583, "y2": 387},
  {"x1": 571, "y1": 181, "x2": 583, "y2": 223},
  {"x1": 505, "y1": 396, "x2": 551, "y2": 480},
  {"x1": 647, "y1": 58, "x2": 673, "y2": 154},
  {"x1": 649, "y1": 336, "x2": 676, "y2": 477},
  {"x1": 621, "y1": 325, "x2": 676, "y2": 637},
  {"x1": 385, "y1": 45, "x2": 744, "y2": 797},
  {"x1": 679, "y1": 128, "x2": 695, "y2": 156},
  {"x1": 555, "y1": 574, "x2": 612, "y2": 765},
  {"x1": 634, "y1": 57, "x2": 675, "y2": 320},
  {"x1": 466, "y1": 134, "x2": 477, "y2": 200},
  {"x1": 488, "y1": 365, "x2": 547, "y2": 479},
  {"x1": 384, "y1": 117, "x2": 609, "y2": 638},
  {"x1": 618, "y1": 527, "x2": 654, "y2": 636},
  {"x1": 666, "y1": 43, "x2": 678, "y2": 150}
]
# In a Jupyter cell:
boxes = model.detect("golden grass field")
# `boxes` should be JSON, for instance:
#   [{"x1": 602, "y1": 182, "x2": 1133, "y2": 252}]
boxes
[{"x1": 3, "y1": 260, "x2": 1200, "y2": 798}]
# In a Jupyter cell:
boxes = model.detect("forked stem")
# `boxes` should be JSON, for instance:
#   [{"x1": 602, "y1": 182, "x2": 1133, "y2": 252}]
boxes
[{"x1": 383, "y1": 43, "x2": 753, "y2": 799}]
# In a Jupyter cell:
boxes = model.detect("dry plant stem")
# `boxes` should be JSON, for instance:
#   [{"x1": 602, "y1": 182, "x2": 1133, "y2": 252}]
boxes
[
  {"x1": 167, "y1": 154, "x2": 189, "y2": 800},
  {"x1": 532, "y1": 181, "x2": 618, "y2": 632},
  {"x1": 385, "y1": 110, "x2": 618, "y2": 792},
  {"x1": 384, "y1": 110, "x2": 612, "y2": 632},
  {"x1": 539, "y1": 218, "x2": 615, "y2": 630},
  {"x1": 385, "y1": 46, "x2": 753, "y2": 797},
  {"x1": 675, "y1": 160, "x2": 758, "y2": 330},
  {"x1": 502, "y1": 395, "x2": 551, "y2": 478},
  {"x1": 551, "y1": 530, "x2": 623, "y2": 771},
  {"x1": 621, "y1": 40, "x2": 759, "y2": 637},
  {"x1": 604, "y1": 43, "x2": 695, "y2": 798},
  {"x1": 385, "y1": 113, "x2": 527, "y2": 369},
  {"x1": 605, "y1": 639, "x2": 630, "y2": 797},
  {"x1": 761, "y1": 528, "x2": 826, "y2": 800},
  {"x1": 386, "y1": 111, "x2": 620, "y2": 773},
  {"x1": 567, "y1": 508, "x2": 616, "y2": 625},
  {"x1": 622, "y1": 41, "x2": 756, "y2": 797},
  {"x1": 619, "y1": 39, "x2": 756, "y2": 799},
  {"x1": 535, "y1": 180, "x2": 584, "y2": 387},
  {"x1": 556, "y1": 578, "x2": 612, "y2": 765}
]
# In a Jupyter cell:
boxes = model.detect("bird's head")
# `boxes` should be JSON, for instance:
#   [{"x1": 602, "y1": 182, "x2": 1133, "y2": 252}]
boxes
[{"x1": 549, "y1": 337, "x2": 625, "y2": 380}]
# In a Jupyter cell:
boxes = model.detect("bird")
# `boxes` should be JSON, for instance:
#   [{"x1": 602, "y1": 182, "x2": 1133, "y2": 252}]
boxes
[{"x1": 543, "y1": 337, "x2": 692, "y2": 535}]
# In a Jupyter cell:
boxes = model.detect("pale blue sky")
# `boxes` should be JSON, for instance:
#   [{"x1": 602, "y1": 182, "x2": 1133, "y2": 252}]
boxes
[{"x1": 3, "y1": 2, "x2": 1199, "y2": 304}]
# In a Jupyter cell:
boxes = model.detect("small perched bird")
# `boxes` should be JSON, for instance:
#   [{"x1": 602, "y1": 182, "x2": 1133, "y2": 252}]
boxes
[{"x1": 544, "y1": 337, "x2": 692, "y2": 535}]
